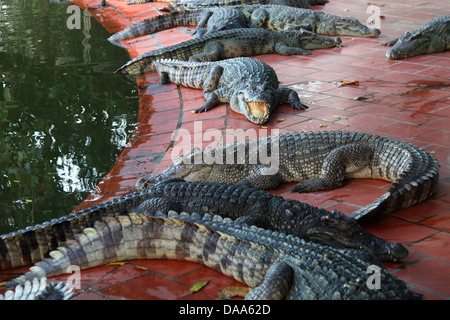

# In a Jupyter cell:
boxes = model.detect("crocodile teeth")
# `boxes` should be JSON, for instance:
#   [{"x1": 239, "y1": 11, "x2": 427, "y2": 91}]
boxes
[
  {"x1": 247, "y1": 102, "x2": 269, "y2": 119},
  {"x1": 179, "y1": 212, "x2": 190, "y2": 219},
  {"x1": 167, "y1": 210, "x2": 179, "y2": 218}
]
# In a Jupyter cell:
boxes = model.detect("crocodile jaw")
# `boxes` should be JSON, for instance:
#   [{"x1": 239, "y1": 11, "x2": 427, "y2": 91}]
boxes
[
  {"x1": 231, "y1": 92, "x2": 271, "y2": 124},
  {"x1": 326, "y1": 17, "x2": 381, "y2": 37},
  {"x1": 385, "y1": 34, "x2": 431, "y2": 60},
  {"x1": 247, "y1": 102, "x2": 270, "y2": 121}
]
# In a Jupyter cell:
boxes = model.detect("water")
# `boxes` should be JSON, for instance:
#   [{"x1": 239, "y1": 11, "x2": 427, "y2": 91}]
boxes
[{"x1": 0, "y1": 0, "x2": 138, "y2": 233}]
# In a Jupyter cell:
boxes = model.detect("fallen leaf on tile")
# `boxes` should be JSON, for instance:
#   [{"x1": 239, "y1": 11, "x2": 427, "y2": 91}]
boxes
[
  {"x1": 189, "y1": 280, "x2": 209, "y2": 293},
  {"x1": 338, "y1": 80, "x2": 360, "y2": 86},
  {"x1": 333, "y1": 115, "x2": 349, "y2": 120},
  {"x1": 367, "y1": 2, "x2": 385, "y2": 6},
  {"x1": 319, "y1": 123, "x2": 328, "y2": 127},
  {"x1": 277, "y1": 118, "x2": 285, "y2": 122},
  {"x1": 218, "y1": 286, "x2": 251, "y2": 299},
  {"x1": 344, "y1": 8, "x2": 349, "y2": 11},
  {"x1": 106, "y1": 261, "x2": 128, "y2": 266},
  {"x1": 353, "y1": 96, "x2": 368, "y2": 101},
  {"x1": 134, "y1": 265, "x2": 150, "y2": 271}
]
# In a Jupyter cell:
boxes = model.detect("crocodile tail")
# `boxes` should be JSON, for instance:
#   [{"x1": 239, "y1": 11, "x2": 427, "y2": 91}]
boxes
[
  {"x1": 0, "y1": 192, "x2": 146, "y2": 271},
  {"x1": 108, "y1": 11, "x2": 204, "y2": 45},
  {"x1": 4, "y1": 214, "x2": 147, "y2": 288},
  {"x1": 0, "y1": 208, "x2": 105, "y2": 271},
  {"x1": 349, "y1": 147, "x2": 440, "y2": 223},
  {"x1": 0, "y1": 278, "x2": 73, "y2": 300}
]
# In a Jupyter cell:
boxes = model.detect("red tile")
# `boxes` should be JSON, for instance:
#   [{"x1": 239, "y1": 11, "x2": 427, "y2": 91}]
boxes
[
  {"x1": 409, "y1": 232, "x2": 450, "y2": 262},
  {"x1": 394, "y1": 258, "x2": 450, "y2": 297},
  {"x1": 177, "y1": 267, "x2": 245, "y2": 298},
  {"x1": 364, "y1": 217, "x2": 437, "y2": 245},
  {"x1": 421, "y1": 210, "x2": 450, "y2": 232},
  {"x1": 101, "y1": 273, "x2": 191, "y2": 300},
  {"x1": 416, "y1": 130, "x2": 450, "y2": 146},
  {"x1": 377, "y1": 122, "x2": 434, "y2": 139}
]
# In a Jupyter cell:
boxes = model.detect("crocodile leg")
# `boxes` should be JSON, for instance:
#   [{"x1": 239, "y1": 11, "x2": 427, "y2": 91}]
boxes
[
  {"x1": 189, "y1": 41, "x2": 224, "y2": 61},
  {"x1": 245, "y1": 261, "x2": 294, "y2": 300},
  {"x1": 291, "y1": 144, "x2": 374, "y2": 192},
  {"x1": 248, "y1": 9, "x2": 269, "y2": 28},
  {"x1": 193, "y1": 11, "x2": 214, "y2": 37},
  {"x1": 133, "y1": 197, "x2": 183, "y2": 214},
  {"x1": 276, "y1": 87, "x2": 308, "y2": 110},
  {"x1": 195, "y1": 66, "x2": 232, "y2": 113},
  {"x1": 381, "y1": 37, "x2": 400, "y2": 47},
  {"x1": 275, "y1": 42, "x2": 312, "y2": 55},
  {"x1": 237, "y1": 171, "x2": 284, "y2": 190}
]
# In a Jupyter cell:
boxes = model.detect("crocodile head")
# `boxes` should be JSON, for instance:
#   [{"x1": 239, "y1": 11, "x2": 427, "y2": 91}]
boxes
[
  {"x1": 284, "y1": 203, "x2": 408, "y2": 262},
  {"x1": 230, "y1": 90, "x2": 273, "y2": 124},
  {"x1": 295, "y1": 29, "x2": 342, "y2": 49},
  {"x1": 385, "y1": 29, "x2": 437, "y2": 60},
  {"x1": 319, "y1": 16, "x2": 381, "y2": 37}
]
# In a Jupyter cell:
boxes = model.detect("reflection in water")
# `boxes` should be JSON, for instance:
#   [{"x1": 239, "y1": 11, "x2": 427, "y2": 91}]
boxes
[{"x1": 0, "y1": 0, "x2": 138, "y2": 233}]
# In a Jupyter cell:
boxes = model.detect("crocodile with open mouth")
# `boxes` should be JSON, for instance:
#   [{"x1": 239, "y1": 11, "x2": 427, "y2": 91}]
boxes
[{"x1": 153, "y1": 57, "x2": 307, "y2": 124}]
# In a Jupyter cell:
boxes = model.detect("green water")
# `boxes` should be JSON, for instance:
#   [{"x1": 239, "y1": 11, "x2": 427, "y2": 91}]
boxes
[{"x1": 0, "y1": 0, "x2": 138, "y2": 233}]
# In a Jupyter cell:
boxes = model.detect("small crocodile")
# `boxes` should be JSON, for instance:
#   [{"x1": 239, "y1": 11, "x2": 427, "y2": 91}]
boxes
[
  {"x1": 127, "y1": 0, "x2": 311, "y2": 8},
  {"x1": 382, "y1": 15, "x2": 450, "y2": 60},
  {"x1": 136, "y1": 131, "x2": 440, "y2": 222},
  {"x1": 153, "y1": 57, "x2": 307, "y2": 124},
  {"x1": 3, "y1": 211, "x2": 421, "y2": 300},
  {"x1": 108, "y1": 5, "x2": 379, "y2": 44},
  {"x1": 115, "y1": 28, "x2": 341, "y2": 76},
  {"x1": 0, "y1": 278, "x2": 73, "y2": 300}
]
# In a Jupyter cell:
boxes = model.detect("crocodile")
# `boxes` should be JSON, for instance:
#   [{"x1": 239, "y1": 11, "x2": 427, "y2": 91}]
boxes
[
  {"x1": 136, "y1": 131, "x2": 440, "y2": 223},
  {"x1": 165, "y1": 4, "x2": 380, "y2": 37},
  {"x1": 0, "y1": 278, "x2": 73, "y2": 300},
  {"x1": 152, "y1": 57, "x2": 307, "y2": 124},
  {"x1": 382, "y1": 15, "x2": 450, "y2": 60},
  {"x1": 115, "y1": 28, "x2": 342, "y2": 76},
  {"x1": 108, "y1": 7, "x2": 249, "y2": 45},
  {"x1": 108, "y1": 5, "x2": 379, "y2": 44},
  {"x1": 2, "y1": 210, "x2": 421, "y2": 300},
  {"x1": 127, "y1": 0, "x2": 311, "y2": 9},
  {"x1": 0, "y1": 178, "x2": 409, "y2": 282}
]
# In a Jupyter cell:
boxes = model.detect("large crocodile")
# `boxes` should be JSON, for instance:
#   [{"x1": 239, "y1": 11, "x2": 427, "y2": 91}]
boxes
[
  {"x1": 382, "y1": 15, "x2": 450, "y2": 60},
  {"x1": 3, "y1": 210, "x2": 421, "y2": 300},
  {"x1": 115, "y1": 28, "x2": 341, "y2": 75},
  {"x1": 136, "y1": 131, "x2": 440, "y2": 222},
  {"x1": 152, "y1": 57, "x2": 307, "y2": 124},
  {"x1": 127, "y1": 0, "x2": 311, "y2": 8},
  {"x1": 108, "y1": 5, "x2": 379, "y2": 44},
  {"x1": 0, "y1": 179, "x2": 409, "y2": 281}
]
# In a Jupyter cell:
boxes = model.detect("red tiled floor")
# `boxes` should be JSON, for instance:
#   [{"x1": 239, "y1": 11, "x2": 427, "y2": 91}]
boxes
[{"x1": 1, "y1": 0, "x2": 449, "y2": 300}]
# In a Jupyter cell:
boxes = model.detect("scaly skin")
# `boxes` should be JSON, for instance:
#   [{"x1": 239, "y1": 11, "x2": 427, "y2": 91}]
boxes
[
  {"x1": 4, "y1": 211, "x2": 421, "y2": 300},
  {"x1": 115, "y1": 28, "x2": 341, "y2": 76},
  {"x1": 0, "y1": 278, "x2": 73, "y2": 300},
  {"x1": 382, "y1": 15, "x2": 450, "y2": 59},
  {"x1": 109, "y1": 4, "x2": 379, "y2": 44},
  {"x1": 137, "y1": 131, "x2": 440, "y2": 223},
  {"x1": 0, "y1": 179, "x2": 408, "y2": 277},
  {"x1": 153, "y1": 57, "x2": 308, "y2": 124},
  {"x1": 127, "y1": 0, "x2": 311, "y2": 8},
  {"x1": 108, "y1": 8, "x2": 249, "y2": 45}
]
